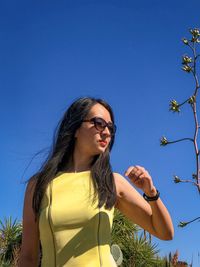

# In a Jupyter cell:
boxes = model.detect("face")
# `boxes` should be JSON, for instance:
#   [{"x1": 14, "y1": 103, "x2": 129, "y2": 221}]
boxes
[{"x1": 74, "y1": 103, "x2": 114, "y2": 157}]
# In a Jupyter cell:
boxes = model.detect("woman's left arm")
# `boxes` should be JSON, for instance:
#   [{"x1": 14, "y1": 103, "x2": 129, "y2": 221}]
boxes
[{"x1": 114, "y1": 165, "x2": 174, "y2": 241}]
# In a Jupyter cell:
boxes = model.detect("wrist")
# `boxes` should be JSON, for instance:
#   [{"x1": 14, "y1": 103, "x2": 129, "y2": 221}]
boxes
[
  {"x1": 143, "y1": 188, "x2": 160, "y2": 202},
  {"x1": 144, "y1": 186, "x2": 157, "y2": 197}
]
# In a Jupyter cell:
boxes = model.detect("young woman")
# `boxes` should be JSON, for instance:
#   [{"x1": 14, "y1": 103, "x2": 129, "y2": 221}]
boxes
[{"x1": 18, "y1": 97, "x2": 174, "y2": 267}]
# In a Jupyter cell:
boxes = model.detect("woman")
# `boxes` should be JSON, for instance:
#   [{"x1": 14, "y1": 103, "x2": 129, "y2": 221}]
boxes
[{"x1": 18, "y1": 97, "x2": 174, "y2": 267}]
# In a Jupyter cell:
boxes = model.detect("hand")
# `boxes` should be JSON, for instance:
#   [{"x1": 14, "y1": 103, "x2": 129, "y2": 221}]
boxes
[{"x1": 124, "y1": 165, "x2": 157, "y2": 196}]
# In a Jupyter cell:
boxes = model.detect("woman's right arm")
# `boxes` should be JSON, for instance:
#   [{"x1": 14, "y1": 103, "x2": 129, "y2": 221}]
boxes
[{"x1": 18, "y1": 178, "x2": 40, "y2": 267}]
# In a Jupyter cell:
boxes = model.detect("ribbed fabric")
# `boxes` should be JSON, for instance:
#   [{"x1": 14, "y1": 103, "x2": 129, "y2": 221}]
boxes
[{"x1": 39, "y1": 171, "x2": 117, "y2": 267}]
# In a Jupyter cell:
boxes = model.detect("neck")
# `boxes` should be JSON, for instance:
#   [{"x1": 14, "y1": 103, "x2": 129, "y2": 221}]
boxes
[{"x1": 71, "y1": 147, "x2": 94, "y2": 173}]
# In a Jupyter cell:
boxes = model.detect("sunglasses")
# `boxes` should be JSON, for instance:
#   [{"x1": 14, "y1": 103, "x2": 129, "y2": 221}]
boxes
[{"x1": 82, "y1": 117, "x2": 116, "y2": 136}]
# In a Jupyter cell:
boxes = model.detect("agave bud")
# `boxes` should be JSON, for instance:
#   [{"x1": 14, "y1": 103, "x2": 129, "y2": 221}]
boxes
[
  {"x1": 169, "y1": 99, "x2": 180, "y2": 113},
  {"x1": 182, "y1": 65, "x2": 192, "y2": 73},
  {"x1": 182, "y1": 55, "x2": 192, "y2": 64},
  {"x1": 160, "y1": 136, "x2": 168, "y2": 146},
  {"x1": 182, "y1": 38, "x2": 189, "y2": 45},
  {"x1": 194, "y1": 28, "x2": 200, "y2": 35},
  {"x1": 191, "y1": 36, "x2": 198, "y2": 43},
  {"x1": 188, "y1": 95, "x2": 196, "y2": 104},
  {"x1": 173, "y1": 175, "x2": 181, "y2": 183},
  {"x1": 178, "y1": 221, "x2": 188, "y2": 227},
  {"x1": 190, "y1": 28, "x2": 200, "y2": 37}
]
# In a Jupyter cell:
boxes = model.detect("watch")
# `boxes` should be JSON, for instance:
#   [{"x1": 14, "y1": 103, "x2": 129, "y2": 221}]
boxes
[{"x1": 143, "y1": 189, "x2": 160, "y2": 202}]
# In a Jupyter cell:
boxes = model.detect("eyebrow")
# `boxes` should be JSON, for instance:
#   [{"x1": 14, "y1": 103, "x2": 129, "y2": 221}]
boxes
[{"x1": 91, "y1": 116, "x2": 113, "y2": 123}]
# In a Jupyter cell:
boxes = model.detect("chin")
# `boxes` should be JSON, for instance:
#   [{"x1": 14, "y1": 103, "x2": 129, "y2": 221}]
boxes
[
  {"x1": 97, "y1": 146, "x2": 108, "y2": 154},
  {"x1": 92, "y1": 147, "x2": 106, "y2": 156}
]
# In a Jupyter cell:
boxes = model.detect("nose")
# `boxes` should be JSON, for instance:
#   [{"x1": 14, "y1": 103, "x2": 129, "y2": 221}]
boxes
[{"x1": 100, "y1": 126, "x2": 111, "y2": 137}]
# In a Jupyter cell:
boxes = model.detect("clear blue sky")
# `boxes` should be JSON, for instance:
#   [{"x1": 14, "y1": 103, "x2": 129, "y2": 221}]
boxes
[{"x1": 0, "y1": 0, "x2": 200, "y2": 265}]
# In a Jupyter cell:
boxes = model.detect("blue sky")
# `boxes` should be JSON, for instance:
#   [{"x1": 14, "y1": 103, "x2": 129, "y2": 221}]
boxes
[{"x1": 1, "y1": 0, "x2": 200, "y2": 265}]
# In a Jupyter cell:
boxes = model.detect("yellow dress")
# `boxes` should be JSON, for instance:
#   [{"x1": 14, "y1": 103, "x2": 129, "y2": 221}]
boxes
[{"x1": 39, "y1": 171, "x2": 117, "y2": 267}]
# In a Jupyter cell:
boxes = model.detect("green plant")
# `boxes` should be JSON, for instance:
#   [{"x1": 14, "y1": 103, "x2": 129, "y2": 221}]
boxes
[
  {"x1": 111, "y1": 209, "x2": 164, "y2": 266},
  {"x1": 0, "y1": 216, "x2": 22, "y2": 265}
]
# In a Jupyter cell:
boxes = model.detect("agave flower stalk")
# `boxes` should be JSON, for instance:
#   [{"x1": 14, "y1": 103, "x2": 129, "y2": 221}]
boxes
[{"x1": 160, "y1": 28, "x2": 200, "y2": 226}]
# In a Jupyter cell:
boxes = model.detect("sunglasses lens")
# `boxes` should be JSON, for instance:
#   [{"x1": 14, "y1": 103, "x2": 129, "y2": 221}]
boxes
[
  {"x1": 94, "y1": 118, "x2": 105, "y2": 131},
  {"x1": 108, "y1": 123, "x2": 116, "y2": 135},
  {"x1": 94, "y1": 118, "x2": 115, "y2": 135}
]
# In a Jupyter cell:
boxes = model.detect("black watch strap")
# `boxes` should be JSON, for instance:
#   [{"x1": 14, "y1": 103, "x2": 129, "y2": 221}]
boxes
[{"x1": 143, "y1": 189, "x2": 160, "y2": 201}]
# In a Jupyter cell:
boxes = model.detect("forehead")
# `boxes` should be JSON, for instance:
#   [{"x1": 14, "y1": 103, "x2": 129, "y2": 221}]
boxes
[{"x1": 87, "y1": 103, "x2": 112, "y2": 121}]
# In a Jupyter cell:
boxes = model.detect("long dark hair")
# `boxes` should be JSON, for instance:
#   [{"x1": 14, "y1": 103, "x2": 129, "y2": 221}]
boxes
[{"x1": 30, "y1": 97, "x2": 117, "y2": 220}]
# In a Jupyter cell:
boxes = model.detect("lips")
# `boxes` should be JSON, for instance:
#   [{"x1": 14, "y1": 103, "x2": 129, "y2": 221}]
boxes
[{"x1": 99, "y1": 140, "x2": 108, "y2": 147}]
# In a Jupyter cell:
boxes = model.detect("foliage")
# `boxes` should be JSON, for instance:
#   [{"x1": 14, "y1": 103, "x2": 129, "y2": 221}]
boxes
[
  {"x1": 111, "y1": 209, "x2": 165, "y2": 266},
  {"x1": 0, "y1": 216, "x2": 22, "y2": 266},
  {"x1": 0, "y1": 212, "x2": 192, "y2": 266}
]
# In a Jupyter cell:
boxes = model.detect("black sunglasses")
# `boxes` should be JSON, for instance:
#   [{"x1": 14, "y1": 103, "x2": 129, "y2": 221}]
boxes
[{"x1": 82, "y1": 117, "x2": 116, "y2": 136}]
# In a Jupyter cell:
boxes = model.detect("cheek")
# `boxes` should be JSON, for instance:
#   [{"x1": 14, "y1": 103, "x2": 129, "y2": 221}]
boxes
[{"x1": 76, "y1": 128, "x2": 96, "y2": 144}]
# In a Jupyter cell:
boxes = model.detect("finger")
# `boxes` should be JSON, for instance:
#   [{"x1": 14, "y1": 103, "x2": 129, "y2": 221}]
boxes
[
  {"x1": 125, "y1": 165, "x2": 145, "y2": 177},
  {"x1": 134, "y1": 165, "x2": 142, "y2": 169},
  {"x1": 131, "y1": 173, "x2": 145, "y2": 183},
  {"x1": 129, "y1": 169, "x2": 144, "y2": 179},
  {"x1": 135, "y1": 165, "x2": 146, "y2": 171},
  {"x1": 133, "y1": 169, "x2": 144, "y2": 177},
  {"x1": 124, "y1": 166, "x2": 135, "y2": 176},
  {"x1": 138, "y1": 174, "x2": 146, "y2": 179}
]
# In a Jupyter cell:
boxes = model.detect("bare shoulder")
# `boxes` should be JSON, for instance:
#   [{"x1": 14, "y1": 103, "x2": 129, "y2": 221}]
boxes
[
  {"x1": 23, "y1": 177, "x2": 38, "y2": 206},
  {"x1": 113, "y1": 172, "x2": 145, "y2": 204},
  {"x1": 113, "y1": 172, "x2": 124, "y2": 182},
  {"x1": 23, "y1": 176, "x2": 38, "y2": 220},
  {"x1": 113, "y1": 172, "x2": 131, "y2": 194},
  {"x1": 22, "y1": 176, "x2": 40, "y2": 230},
  {"x1": 113, "y1": 172, "x2": 133, "y2": 199},
  {"x1": 113, "y1": 172, "x2": 152, "y2": 218},
  {"x1": 113, "y1": 172, "x2": 122, "y2": 194},
  {"x1": 26, "y1": 176, "x2": 37, "y2": 193}
]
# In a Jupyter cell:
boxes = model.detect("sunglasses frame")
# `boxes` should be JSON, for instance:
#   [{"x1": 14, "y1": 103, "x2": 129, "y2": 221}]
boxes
[{"x1": 82, "y1": 117, "x2": 116, "y2": 136}]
